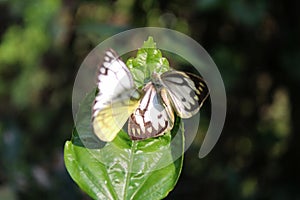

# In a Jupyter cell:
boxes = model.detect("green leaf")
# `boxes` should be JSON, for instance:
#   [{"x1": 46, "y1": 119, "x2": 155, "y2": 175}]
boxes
[
  {"x1": 64, "y1": 123, "x2": 183, "y2": 199},
  {"x1": 142, "y1": 36, "x2": 157, "y2": 48},
  {"x1": 65, "y1": 37, "x2": 185, "y2": 200},
  {"x1": 64, "y1": 90, "x2": 184, "y2": 199},
  {"x1": 126, "y1": 36, "x2": 170, "y2": 89}
]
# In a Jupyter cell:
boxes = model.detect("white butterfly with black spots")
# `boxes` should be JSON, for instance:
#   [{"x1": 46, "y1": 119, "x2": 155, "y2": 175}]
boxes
[
  {"x1": 92, "y1": 49, "x2": 141, "y2": 142},
  {"x1": 92, "y1": 49, "x2": 209, "y2": 141}
]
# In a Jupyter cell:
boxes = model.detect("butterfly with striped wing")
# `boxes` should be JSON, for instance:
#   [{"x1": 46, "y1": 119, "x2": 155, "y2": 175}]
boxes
[{"x1": 92, "y1": 49, "x2": 209, "y2": 142}]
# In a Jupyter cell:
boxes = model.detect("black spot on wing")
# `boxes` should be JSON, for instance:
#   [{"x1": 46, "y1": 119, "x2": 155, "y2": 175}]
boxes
[
  {"x1": 185, "y1": 72, "x2": 209, "y2": 108},
  {"x1": 161, "y1": 70, "x2": 209, "y2": 117}
]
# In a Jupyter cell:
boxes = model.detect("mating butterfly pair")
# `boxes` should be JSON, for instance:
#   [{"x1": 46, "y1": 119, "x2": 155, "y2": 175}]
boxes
[{"x1": 92, "y1": 49, "x2": 209, "y2": 142}]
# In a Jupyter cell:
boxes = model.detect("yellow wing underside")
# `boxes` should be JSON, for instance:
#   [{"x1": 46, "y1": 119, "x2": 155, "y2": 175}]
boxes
[{"x1": 93, "y1": 99, "x2": 139, "y2": 142}]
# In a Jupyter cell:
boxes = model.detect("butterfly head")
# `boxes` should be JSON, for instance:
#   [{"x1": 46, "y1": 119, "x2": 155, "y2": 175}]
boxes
[{"x1": 149, "y1": 72, "x2": 163, "y2": 90}]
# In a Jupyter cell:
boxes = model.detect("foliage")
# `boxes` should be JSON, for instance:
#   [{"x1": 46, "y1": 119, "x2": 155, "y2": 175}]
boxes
[
  {"x1": 0, "y1": 0, "x2": 299, "y2": 199},
  {"x1": 65, "y1": 118, "x2": 183, "y2": 200},
  {"x1": 64, "y1": 37, "x2": 184, "y2": 199},
  {"x1": 126, "y1": 37, "x2": 169, "y2": 89}
]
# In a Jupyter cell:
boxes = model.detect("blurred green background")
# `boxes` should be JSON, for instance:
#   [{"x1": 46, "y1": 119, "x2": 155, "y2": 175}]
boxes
[{"x1": 0, "y1": 0, "x2": 299, "y2": 199}]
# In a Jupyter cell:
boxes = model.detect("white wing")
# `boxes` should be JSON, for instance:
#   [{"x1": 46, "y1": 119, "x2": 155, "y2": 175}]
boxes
[
  {"x1": 92, "y1": 49, "x2": 140, "y2": 142},
  {"x1": 93, "y1": 49, "x2": 135, "y2": 117},
  {"x1": 128, "y1": 82, "x2": 174, "y2": 140},
  {"x1": 160, "y1": 70, "x2": 209, "y2": 118}
]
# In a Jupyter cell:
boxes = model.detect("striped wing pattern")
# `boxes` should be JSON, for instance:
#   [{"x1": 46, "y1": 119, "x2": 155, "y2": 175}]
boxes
[
  {"x1": 160, "y1": 70, "x2": 209, "y2": 118},
  {"x1": 92, "y1": 49, "x2": 209, "y2": 142},
  {"x1": 128, "y1": 83, "x2": 174, "y2": 140}
]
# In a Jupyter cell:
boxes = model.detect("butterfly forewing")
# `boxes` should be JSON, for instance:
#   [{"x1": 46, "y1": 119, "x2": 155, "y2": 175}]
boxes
[
  {"x1": 95, "y1": 49, "x2": 134, "y2": 99},
  {"x1": 128, "y1": 83, "x2": 174, "y2": 140},
  {"x1": 92, "y1": 49, "x2": 140, "y2": 142},
  {"x1": 160, "y1": 70, "x2": 209, "y2": 118}
]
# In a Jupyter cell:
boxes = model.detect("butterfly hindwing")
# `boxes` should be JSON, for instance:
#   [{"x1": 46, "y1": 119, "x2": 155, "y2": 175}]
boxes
[
  {"x1": 92, "y1": 49, "x2": 140, "y2": 142},
  {"x1": 160, "y1": 70, "x2": 209, "y2": 118},
  {"x1": 184, "y1": 72, "x2": 209, "y2": 109},
  {"x1": 128, "y1": 83, "x2": 174, "y2": 140}
]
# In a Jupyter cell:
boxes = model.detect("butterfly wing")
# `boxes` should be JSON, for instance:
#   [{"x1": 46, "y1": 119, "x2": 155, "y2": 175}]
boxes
[
  {"x1": 92, "y1": 49, "x2": 140, "y2": 142},
  {"x1": 128, "y1": 83, "x2": 174, "y2": 140},
  {"x1": 160, "y1": 70, "x2": 209, "y2": 118}
]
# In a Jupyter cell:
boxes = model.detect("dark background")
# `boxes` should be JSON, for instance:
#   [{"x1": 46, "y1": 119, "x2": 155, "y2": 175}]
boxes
[{"x1": 0, "y1": 0, "x2": 299, "y2": 199}]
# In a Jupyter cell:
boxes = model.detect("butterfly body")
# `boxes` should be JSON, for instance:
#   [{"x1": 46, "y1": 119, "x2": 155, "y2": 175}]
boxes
[{"x1": 92, "y1": 49, "x2": 209, "y2": 142}]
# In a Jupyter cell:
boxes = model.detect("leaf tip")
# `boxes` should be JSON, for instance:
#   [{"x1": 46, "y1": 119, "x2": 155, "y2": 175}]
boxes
[{"x1": 142, "y1": 36, "x2": 156, "y2": 49}]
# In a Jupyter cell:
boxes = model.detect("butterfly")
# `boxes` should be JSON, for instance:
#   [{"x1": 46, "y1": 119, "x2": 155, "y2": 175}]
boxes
[
  {"x1": 92, "y1": 49, "x2": 209, "y2": 142},
  {"x1": 92, "y1": 49, "x2": 141, "y2": 142}
]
